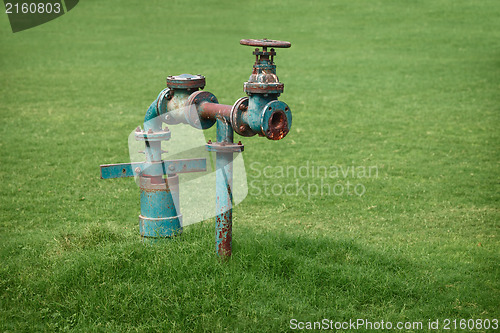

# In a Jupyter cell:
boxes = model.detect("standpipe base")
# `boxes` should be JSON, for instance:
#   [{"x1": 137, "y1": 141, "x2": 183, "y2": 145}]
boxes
[{"x1": 139, "y1": 215, "x2": 183, "y2": 238}]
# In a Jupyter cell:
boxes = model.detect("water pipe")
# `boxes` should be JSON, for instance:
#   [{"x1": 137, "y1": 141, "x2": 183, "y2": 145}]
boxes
[{"x1": 100, "y1": 38, "x2": 292, "y2": 258}]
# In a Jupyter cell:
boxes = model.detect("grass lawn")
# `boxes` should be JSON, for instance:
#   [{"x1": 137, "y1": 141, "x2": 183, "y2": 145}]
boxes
[{"x1": 0, "y1": 0, "x2": 499, "y2": 331}]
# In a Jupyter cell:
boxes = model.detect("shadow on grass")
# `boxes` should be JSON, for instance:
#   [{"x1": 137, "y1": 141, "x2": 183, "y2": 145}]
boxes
[{"x1": 0, "y1": 222, "x2": 495, "y2": 332}]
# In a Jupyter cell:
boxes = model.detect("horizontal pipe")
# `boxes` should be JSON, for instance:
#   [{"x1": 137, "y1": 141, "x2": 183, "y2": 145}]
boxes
[{"x1": 199, "y1": 102, "x2": 232, "y2": 120}]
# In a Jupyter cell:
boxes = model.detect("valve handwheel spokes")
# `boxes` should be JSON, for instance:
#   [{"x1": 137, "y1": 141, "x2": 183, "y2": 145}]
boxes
[{"x1": 239, "y1": 38, "x2": 291, "y2": 48}]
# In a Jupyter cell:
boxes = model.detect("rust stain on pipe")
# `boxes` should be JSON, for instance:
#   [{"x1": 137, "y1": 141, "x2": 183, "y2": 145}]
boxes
[{"x1": 200, "y1": 102, "x2": 232, "y2": 120}]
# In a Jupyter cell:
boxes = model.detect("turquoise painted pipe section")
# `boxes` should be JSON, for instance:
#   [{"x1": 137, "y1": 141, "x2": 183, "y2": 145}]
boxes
[
  {"x1": 140, "y1": 86, "x2": 192, "y2": 238},
  {"x1": 144, "y1": 89, "x2": 169, "y2": 132},
  {"x1": 139, "y1": 175, "x2": 181, "y2": 238},
  {"x1": 215, "y1": 119, "x2": 234, "y2": 257},
  {"x1": 246, "y1": 93, "x2": 278, "y2": 134}
]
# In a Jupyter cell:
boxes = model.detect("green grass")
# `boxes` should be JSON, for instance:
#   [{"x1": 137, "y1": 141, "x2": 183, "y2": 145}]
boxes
[{"x1": 1, "y1": 0, "x2": 499, "y2": 331}]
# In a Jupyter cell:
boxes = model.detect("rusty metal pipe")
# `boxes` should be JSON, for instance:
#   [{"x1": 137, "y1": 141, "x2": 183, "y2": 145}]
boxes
[
  {"x1": 215, "y1": 119, "x2": 234, "y2": 258},
  {"x1": 199, "y1": 102, "x2": 232, "y2": 120}
]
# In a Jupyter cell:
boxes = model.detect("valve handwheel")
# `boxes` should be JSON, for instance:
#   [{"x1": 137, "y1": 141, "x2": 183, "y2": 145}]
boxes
[{"x1": 240, "y1": 38, "x2": 291, "y2": 48}]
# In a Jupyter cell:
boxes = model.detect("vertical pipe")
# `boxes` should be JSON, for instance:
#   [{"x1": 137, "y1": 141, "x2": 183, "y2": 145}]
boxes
[
  {"x1": 143, "y1": 99, "x2": 163, "y2": 167},
  {"x1": 140, "y1": 93, "x2": 182, "y2": 239},
  {"x1": 139, "y1": 175, "x2": 182, "y2": 239},
  {"x1": 215, "y1": 118, "x2": 234, "y2": 257}
]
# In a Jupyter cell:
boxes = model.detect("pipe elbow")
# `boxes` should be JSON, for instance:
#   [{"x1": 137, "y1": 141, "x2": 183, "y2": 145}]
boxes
[{"x1": 143, "y1": 89, "x2": 169, "y2": 131}]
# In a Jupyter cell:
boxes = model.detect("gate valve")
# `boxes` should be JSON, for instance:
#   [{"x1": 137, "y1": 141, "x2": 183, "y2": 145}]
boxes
[
  {"x1": 240, "y1": 38, "x2": 291, "y2": 95},
  {"x1": 230, "y1": 39, "x2": 292, "y2": 140}
]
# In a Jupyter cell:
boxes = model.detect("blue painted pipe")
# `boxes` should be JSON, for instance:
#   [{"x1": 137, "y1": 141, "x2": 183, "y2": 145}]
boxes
[
  {"x1": 139, "y1": 175, "x2": 182, "y2": 238},
  {"x1": 136, "y1": 76, "x2": 207, "y2": 239},
  {"x1": 144, "y1": 89, "x2": 168, "y2": 132},
  {"x1": 138, "y1": 89, "x2": 180, "y2": 239},
  {"x1": 215, "y1": 119, "x2": 234, "y2": 257}
]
